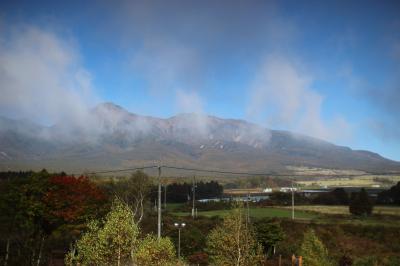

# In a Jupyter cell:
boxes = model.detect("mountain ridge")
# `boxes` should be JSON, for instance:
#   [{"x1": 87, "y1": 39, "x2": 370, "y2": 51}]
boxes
[{"x1": 0, "y1": 102, "x2": 399, "y2": 174}]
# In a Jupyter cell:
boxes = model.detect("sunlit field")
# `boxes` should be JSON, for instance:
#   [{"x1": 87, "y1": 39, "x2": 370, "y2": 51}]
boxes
[
  {"x1": 280, "y1": 205, "x2": 400, "y2": 216},
  {"x1": 173, "y1": 207, "x2": 317, "y2": 219},
  {"x1": 296, "y1": 175, "x2": 400, "y2": 188}
]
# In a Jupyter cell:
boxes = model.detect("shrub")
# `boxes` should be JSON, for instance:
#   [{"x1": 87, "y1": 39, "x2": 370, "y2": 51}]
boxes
[{"x1": 349, "y1": 189, "x2": 373, "y2": 216}]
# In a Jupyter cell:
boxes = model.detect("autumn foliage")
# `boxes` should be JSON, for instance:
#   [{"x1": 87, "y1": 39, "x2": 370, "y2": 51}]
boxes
[{"x1": 43, "y1": 175, "x2": 106, "y2": 222}]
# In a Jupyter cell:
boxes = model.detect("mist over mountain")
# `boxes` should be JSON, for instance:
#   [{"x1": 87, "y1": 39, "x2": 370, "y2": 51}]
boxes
[{"x1": 0, "y1": 102, "x2": 399, "y2": 174}]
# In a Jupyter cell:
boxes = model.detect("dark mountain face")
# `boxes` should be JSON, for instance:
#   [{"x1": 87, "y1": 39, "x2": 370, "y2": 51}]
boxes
[{"x1": 0, "y1": 102, "x2": 399, "y2": 173}]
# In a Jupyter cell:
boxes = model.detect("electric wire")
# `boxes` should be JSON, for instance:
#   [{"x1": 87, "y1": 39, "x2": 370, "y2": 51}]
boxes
[{"x1": 72, "y1": 164, "x2": 400, "y2": 177}]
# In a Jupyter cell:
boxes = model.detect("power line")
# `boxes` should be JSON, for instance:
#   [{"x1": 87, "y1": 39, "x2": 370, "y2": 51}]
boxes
[
  {"x1": 74, "y1": 164, "x2": 400, "y2": 177},
  {"x1": 72, "y1": 165, "x2": 157, "y2": 175}
]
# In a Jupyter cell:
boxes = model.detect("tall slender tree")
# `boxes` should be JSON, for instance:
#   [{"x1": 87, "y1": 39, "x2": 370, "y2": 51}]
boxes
[
  {"x1": 206, "y1": 203, "x2": 264, "y2": 266},
  {"x1": 298, "y1": 229, "x2": 332, "y2": 266},
  {"x1": 110, "y1": 170, "x2": 153, "y2": 223}
]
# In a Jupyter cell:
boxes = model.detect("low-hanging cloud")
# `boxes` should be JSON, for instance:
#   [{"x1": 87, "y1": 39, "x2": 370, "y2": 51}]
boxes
[
  {"x1": 0, "y1": 25, "x2": 98, "y2": 128},
  {"x1": 174, "y1": 89, "x2": 209, "y2": 136},
  {"x1": 247, "y1": 55, "x2": 352, "y2": 142}
]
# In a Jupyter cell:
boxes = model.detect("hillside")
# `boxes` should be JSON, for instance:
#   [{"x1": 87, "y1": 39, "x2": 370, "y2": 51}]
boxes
[{"x1": 0, "y1": 102, "x2": 399, "y2": 174}]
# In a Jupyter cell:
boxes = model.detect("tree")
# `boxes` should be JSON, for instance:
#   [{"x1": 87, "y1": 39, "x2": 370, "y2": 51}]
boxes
[
  {"x1": 332, "y1": 188, "x2": 349, "y2": 205},
  {"x1": 349, "y1": 188, "x2": 373, "y2": 216},
  {"x1": 0, "y1": 171, "x2": 107, "y2": 265},
  {"x1": 206, "y1": 204, "x2": 264, "y2": 266},
  {"x1": 110, "y1": 170, "x2": 153, "y2": 223},
  {"x1": 43, "y1": 175, "x2": 106, "y2": 223},
  {"x1": 66, "y1": 198, "x2": 178, "y2": 266},
  {"x1": 313, "y1": 188, "x2": 349, "y2": 205},
  {"x1": 253, "y1": 219, "x2": 285, "y2": 257},
  {"x1": 377, "y1": 182, "x2": 400, "y2": 205},
  {"x1": 0, "y1": 170, "x2": 51, "y2": 265},
  {"x1": 135, "y1": 235, "x2": 177, "y2": 266},
  {"x1": 298, "y1": 229, "x2": 332, "y2": 266},
  {"x1": 66, "y1": 198, "x2": 139, "y2": 265}
]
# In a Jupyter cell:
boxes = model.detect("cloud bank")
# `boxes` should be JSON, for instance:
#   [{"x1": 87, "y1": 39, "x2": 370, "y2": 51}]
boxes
[
  {"x1": 247, "y1": 55, "x2": 351, "y2": 142},
  {"x1": 0, "y1": 25, "x2": 98, "y2": 127}
]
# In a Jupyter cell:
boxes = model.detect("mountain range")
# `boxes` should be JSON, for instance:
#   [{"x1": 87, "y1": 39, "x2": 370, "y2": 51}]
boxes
[{"x1": 1, "y1": 102, "x2": 399, "y2": 175}]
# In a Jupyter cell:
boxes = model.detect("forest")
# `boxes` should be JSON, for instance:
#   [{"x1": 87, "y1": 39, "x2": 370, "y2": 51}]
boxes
[{"x1": 0, "y1": 170, "x2": 399, "y2": 265}]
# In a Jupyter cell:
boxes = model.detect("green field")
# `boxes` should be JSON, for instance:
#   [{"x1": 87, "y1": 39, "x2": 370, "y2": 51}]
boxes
[
  {"x1": 170, "y1": 204, "x2": 400, "y2": 227},
  {"x1": 279, "y1": 205, "x2": 400, "y2": 216},
  {"x1": 173, "y1": 207, "x2": 317, "y2": 219}
]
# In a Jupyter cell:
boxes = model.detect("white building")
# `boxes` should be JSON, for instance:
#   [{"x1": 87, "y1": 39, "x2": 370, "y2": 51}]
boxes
[{"x1": 279, "y1": 187, "x2": 298, "y2": 193}]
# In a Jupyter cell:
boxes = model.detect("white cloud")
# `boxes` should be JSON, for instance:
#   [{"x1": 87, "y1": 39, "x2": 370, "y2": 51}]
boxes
[
  {"x1": 174, "y1": 89, "x2": 209, "y2": 136},
  {"x1": 0, "y1": 25, "x2": 99, "y2": 126},
  {"x1": 247, "y1": 54, "x2": 352, "y2": 142},
  {"x1": 175, "y1": 89, "x2": 204, "y2": 114}
]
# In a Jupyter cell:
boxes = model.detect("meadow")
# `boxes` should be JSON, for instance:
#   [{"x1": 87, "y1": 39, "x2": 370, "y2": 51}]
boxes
[
  {"x1": 173, "y1": 206, "x2": 317, "y2": 219},
  {"x1": 170, "y1": 203, "x2": 400, "y2": 228},
  {"x1": 296, "y1": 176, "x2": 400, "y2": 188},
  {"x1": 279, "y1": 205, "x2": 400, "y2": 216}
]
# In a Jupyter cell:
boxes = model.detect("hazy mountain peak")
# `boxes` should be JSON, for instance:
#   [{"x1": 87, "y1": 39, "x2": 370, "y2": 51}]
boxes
[
  {"x1": 1, "y1": 102, "x2": 399, "y2": 172},
  {"x1": 92, "y1": 102, "x2": 129, "y2": 114}
]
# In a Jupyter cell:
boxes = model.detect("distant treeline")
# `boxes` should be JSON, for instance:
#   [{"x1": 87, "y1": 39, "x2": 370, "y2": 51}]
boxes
[
  {"x1": 224, "y1": 176, "x2": 291, "y2": 189},
  {"x1": 377, "y1": 181, "x2": 400, "y2": 205},
  {"x1": 0, "y1": 170, "x2": 34, "y2": 179},
  {"x1": 0, "y1": 170, "x2": 69, "y2": 180},
  {"x1": 257, "y1": 183, "x2": 400, "y2": 206},
  {"x1": 151, "y1": 181, "x2": 224, "y2": 203}
]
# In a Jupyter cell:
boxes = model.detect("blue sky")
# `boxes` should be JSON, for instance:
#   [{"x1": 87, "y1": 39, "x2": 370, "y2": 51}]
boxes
[{"x1": 0, "y1": 0, "x2": 400, "y2": 161}]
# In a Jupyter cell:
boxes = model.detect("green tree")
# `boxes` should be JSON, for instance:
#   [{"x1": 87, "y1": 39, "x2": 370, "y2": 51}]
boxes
[
  {"x1": 332, "y1": 188, "x2": 349, "y2": 205},
  {"x1": 135, "y1": 235, "x2": 177, "y2": 266},
  {"x1": 253, "y1": 219, "x2": 285, "y2": 257},
  {"x1": 206, "y1": 204, "x2": 264, "y2": 266},
  {"x1": 298, "y1": 229, "x2": 332, "y2": 266},
  {"x1": 66, "y1": 198, "x2": 178, "y2": 266},
  {"x1": 110, "y1": 170, "x2": 153, "y2": 223},
  {"x1": 0, "y1": 170, "x2": 51, "y2": 265},
  {"x1": 377, "y1": 181, "x2": 400, "y2": 204},
  {"x1": 66, "y1": 198, "x2": 139, "y2": 265},
  {"x1": 349, "y1": 188, "x2": 373, "y2": 216}
]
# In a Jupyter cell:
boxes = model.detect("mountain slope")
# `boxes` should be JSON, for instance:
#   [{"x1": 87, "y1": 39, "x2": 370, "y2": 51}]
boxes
[{"x1": 0, "y1": 102, "x2": 399, "y2": 174}]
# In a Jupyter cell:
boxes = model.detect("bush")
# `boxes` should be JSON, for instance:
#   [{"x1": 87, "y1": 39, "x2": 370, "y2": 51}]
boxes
[
  {"x1": 135, "y1": 235, "x2": 177, "y2": 266},
  {"x1": 339, "y1": 254, "x2": 353, "y2": 266},
  {"x1": 349, "y1": 189, "x2": 373, "y2": 216}
]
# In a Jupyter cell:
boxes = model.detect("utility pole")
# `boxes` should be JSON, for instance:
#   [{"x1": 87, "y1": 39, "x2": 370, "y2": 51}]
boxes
[
  {"x1": 291, "y1": 180, "x2": 295, "y2": 220},
  {"x1": 246, "y1": 193, "x2": 250, "y2": 225},
  {"x1": 164, "y1": 184, "x2": 167, "y2": 211},
  {"x1": 192, "y1": 175, "x2": 196, "y2": 218},
  {"x1": 157, "y1": 166, "x2": 162, "y2": 240}
]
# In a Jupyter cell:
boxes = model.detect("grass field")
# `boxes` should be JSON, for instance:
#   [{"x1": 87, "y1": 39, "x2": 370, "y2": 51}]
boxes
[
  {"x1": 173, "y1": 207, "x2": 317, "y2": 219},
  {"x1": 279, "y1": 205, "x2": 400, "y2": 216},
  {"x1": 296, "y1": 175, "x2": 400, "y2": 188},
  {"x1": 170, "y1": 204, "x2": 400, "y2": 227}
]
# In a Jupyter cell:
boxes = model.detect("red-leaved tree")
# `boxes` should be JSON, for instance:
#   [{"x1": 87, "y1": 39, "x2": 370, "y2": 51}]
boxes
[{"x1": 43, "y1": 175, "x2": 106, "y2": 223}]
